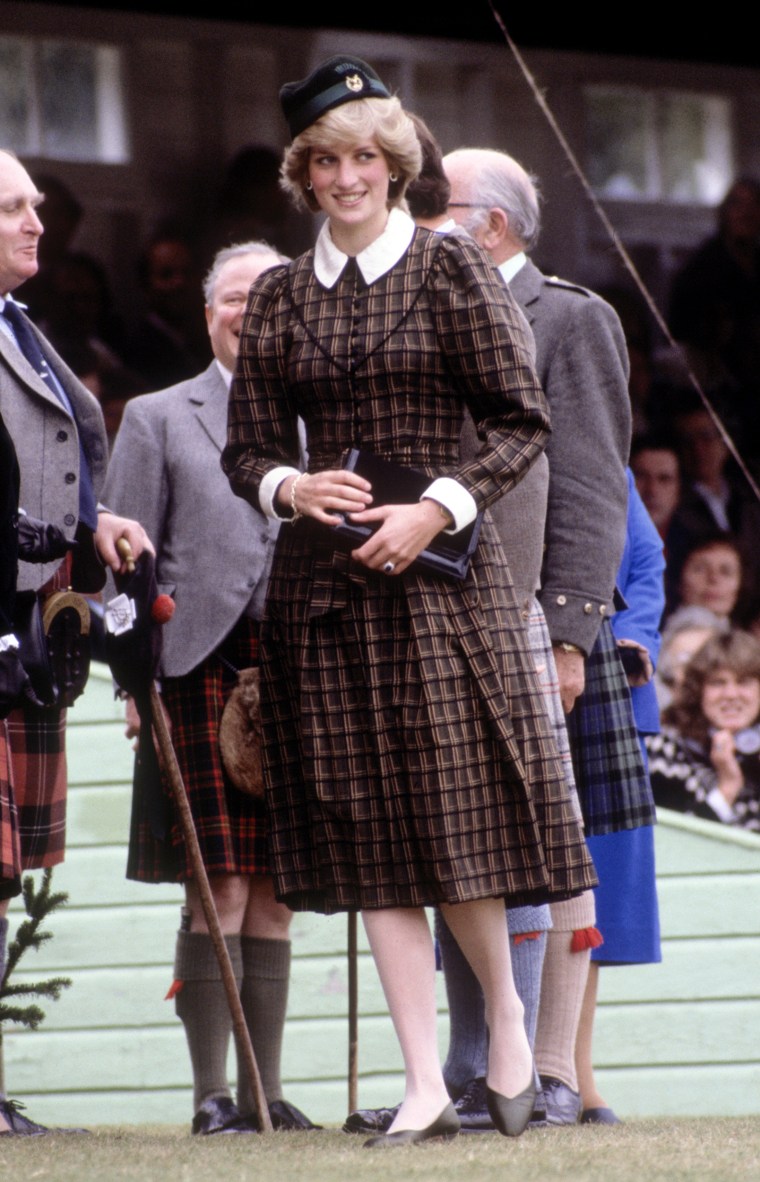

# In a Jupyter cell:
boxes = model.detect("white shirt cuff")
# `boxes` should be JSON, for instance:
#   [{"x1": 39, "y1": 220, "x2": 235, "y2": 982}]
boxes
[
  {"x1": 0, "y1": 633, "x2": 19, "y2": 652},
  {"x1": 259, "y1": 466, "x2": 301, "y2": 519},
  {"x1": 706, "y1": 786, "x2": 738, "y2": 823},
  {"x1": 422, "y1": 477, "x2": 477, "y2": 534}
]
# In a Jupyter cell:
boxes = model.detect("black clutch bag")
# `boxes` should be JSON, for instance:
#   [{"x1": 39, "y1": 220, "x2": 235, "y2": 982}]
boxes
[{"x1": 332, "y1": 449, "x2": 483, "y2": 582}]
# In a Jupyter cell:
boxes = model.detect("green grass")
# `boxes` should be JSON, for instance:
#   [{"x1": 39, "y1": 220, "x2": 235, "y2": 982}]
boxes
[{"x1": 1, "y1": 1120, "x2": 759, "y2": 1182}]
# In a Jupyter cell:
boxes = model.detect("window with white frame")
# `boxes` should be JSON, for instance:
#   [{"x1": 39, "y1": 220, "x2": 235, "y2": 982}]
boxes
[
  {"x1": 0, "y1": 35, "x2": 129, "y2": 163},
  {"x1": 584, "y1": 86, "x2": 733, "y2": 204}
]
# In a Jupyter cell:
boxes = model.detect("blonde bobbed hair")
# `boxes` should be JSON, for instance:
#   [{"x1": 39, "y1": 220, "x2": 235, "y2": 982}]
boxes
[{"x1": 280, "y1": 96, "x2": 422, "y2": 214}]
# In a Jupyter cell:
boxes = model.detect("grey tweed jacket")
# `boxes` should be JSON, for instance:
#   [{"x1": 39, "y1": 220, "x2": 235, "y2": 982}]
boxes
[
  {"x1": 0, "y1": 307, "x2": 108, "y2": 593},
  {"x1": 104, "y1": 363, "x2": 278, "y2": 678},
  {"x1": 510, "y1": 258, "x2": 631, "y2": 655}
]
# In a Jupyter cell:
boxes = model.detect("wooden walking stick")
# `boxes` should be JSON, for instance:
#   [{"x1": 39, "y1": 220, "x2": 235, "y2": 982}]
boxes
[
  {"x1": 116, "y1": 539, "x2": 273, "y2": 1132},
  {"x1": 348, "y1": 912, "x2": 359, "y2": 1114}
]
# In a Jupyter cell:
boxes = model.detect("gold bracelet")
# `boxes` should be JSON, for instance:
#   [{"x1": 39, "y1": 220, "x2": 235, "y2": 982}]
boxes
[{"x1": 289, "y1": 473, "x2": 305, "y2": 523}]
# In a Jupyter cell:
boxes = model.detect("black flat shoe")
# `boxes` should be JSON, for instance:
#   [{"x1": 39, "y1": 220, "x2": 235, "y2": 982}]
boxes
[
  {"x1": 581, "y1": 1106, "x2": 622, "y2": 1125},
  {"x1": 268, "y1": 1098, "x2": 322, "y2": 1131},
  {"x1": 486, "y1": 1078, "x2": 537, "y2": 1138},
  {"x1": 191, "y1": 1096, "x2": 258, "y2": 1135},
  {"x1": 363, "y1": 1101, "x2": 460, "y2": 1148}
]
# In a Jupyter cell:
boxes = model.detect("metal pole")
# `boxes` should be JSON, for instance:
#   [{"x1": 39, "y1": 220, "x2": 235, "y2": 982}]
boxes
[{"x1": 348, "y1": 911, "x2": 359, "y2": 1113}]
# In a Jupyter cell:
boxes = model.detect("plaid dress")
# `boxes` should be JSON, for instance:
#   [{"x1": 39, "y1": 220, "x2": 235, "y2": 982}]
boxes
[{"x1": 224, "y1": 227, "x2": 597, "y2": 914}]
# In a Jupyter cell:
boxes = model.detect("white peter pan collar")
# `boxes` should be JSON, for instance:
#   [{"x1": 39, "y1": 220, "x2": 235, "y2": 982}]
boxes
[{"x1": 313, "y1": 207, "x2": 416, "y2": 289}]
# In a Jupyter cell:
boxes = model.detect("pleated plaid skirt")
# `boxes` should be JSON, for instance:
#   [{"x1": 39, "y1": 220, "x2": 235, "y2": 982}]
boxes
[
  {"x1": 260, "y1": 523, "x2": 597, "y2": 914},
  {"x1": 126, "y1": 616, "x2": 269, "y2": 884}
]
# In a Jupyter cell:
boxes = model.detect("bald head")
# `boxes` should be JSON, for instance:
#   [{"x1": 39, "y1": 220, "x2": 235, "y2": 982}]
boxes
[{"x1": 443, "y1": 148, "x2": 540, "y2": 265}]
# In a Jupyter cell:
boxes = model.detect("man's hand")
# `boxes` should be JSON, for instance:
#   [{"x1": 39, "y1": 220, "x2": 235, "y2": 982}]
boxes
[
  {"x1": 552, "y1": 645, "x2": 586, "y2": 714},
  {"x1": 95, "y1": 512, "x2": 154, "y2": 573},
  {"x1": 124, "y1": 693, "x2": 171, "y2": 757}
]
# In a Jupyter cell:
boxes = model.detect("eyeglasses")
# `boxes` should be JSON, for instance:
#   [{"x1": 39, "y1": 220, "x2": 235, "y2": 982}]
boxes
[{"x1": 447, "y1": 202, "x2": 490, "y2": 209}]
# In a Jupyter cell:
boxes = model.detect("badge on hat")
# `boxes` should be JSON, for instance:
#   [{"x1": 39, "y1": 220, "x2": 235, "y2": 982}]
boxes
[{"x1": 280, "y1": 54, "x2": 391, "y2": 139}]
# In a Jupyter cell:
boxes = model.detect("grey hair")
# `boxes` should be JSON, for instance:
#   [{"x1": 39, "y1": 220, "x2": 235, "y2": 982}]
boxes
[
  {"x1": 449, "y1": 149, "x2": 541, "y2": 251},
  {"x1": 202, "y1": 240, "x2": 289, "y2": 305}
]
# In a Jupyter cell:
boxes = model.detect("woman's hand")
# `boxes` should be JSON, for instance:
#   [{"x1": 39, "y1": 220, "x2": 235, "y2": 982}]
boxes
[
  {"x1": 710, "y1": 728, "x2": 744, "y2": 805},
  {"x1": 617, "y1": 638, "x2": 654, "y2": 687},
  {"x1": 348, "y1": 499, "x2": 449, "y2": 575},
  {"x1": 277, "y1": 470, "x2": 372, "y2": 525}
]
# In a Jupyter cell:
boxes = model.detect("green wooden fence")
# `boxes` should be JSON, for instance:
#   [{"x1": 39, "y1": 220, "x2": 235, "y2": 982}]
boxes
[{"x1": 3, "y1": 666, "x2": 758, "y2": 1126}]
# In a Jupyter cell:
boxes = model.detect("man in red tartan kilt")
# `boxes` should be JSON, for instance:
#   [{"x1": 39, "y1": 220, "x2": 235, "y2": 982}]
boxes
[
  {"x1": 104, "y1": 242, "x2": 317, "y2": 1135},
  {"x1": 0, "y1": 152, "x2": 151, "y2": 1136}
]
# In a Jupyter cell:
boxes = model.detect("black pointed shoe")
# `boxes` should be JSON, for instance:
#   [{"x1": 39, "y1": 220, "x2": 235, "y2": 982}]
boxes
[
  {"x1": 486, "y1": 1078, "x2": 537, "y2": 1138},
  {"x1": 363, "y1": 1101, "x2": 460, "y2": 1148}
]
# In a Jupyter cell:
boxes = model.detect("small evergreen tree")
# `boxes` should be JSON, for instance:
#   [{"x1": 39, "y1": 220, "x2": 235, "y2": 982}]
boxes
[{"x1": 0, "y1": 869, "x2": 72, "y2": 1093}]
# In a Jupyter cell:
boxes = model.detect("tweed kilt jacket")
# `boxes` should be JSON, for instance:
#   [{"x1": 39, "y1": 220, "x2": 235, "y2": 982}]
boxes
[
  {"x1": 509, "y1": 260, "x2": 631, "y2": 656},
  {"x1": 223, "y1": 226, "x2": 596, "y2": 914},
  {"x1": 0, "y1": 307, "x2": 108, "y2": 879},
  {"x1": 104, "y1": 365, "x2": 279, "y2": 882}
]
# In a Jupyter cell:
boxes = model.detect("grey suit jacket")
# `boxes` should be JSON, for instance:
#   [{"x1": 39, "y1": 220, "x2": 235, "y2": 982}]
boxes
[
  {"x1": 510, "y1": 259, "x2": 631, "y2": 654},
  {"x1": 0, "y1": 309, "x2": 108, "y2": 592},
  {"x1": 103, "y1": 363, "x2": 279, "y2": 678}
]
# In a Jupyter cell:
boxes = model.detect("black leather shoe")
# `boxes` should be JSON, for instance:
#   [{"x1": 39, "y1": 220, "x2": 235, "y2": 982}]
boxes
[
  {"x1": 0, "y1": 1098, "x2": 89, "y2": 1136},
  {"x1": 486, "y1": 1078, "x2": 537, "y2": 1138},
  {"x1": 363, "y1": 1101, "x2": 460, "y2": 1148},
  {"x1": 581, "y1": 1106, "x2": 622, "y2": 1125},
  {"x1": 268, "y1": 1098, "x2": 322, "y2": 1130},
  {"x1": 530, "y1": 1075, "x2": 581, "y2": 1126},
  {"x1": 342, "y1": 1104, "x2": 399, "y2": 1134},
  {"x1": 191, "y1": 1096, "x2": 259, "y2": 1135},
  {"x1": 453, "y1": 1078, "x2": 494, "y2": 1133}
]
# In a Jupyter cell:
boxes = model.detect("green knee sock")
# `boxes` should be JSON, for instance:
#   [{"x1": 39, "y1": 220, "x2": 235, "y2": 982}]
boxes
[{"x1": 237, "y1": 936, "x2": 291, "y2": 1112}]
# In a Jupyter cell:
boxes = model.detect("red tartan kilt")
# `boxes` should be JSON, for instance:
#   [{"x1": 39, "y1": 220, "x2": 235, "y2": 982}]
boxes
[
  {"x1": 5, "y1": 703, "x2": 67, "y2": 872},
  {"x1": 127, "y1": 617, "x2": 270, "y2": 883},
  {"x1": 0, "y1": 723, "x2": 22, "y2": 899}
]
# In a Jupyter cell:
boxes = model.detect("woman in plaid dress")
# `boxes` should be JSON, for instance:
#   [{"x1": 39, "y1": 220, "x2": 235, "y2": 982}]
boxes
[{"x1": 223, "y1": 55, "x2": 596, "y2": 1146}]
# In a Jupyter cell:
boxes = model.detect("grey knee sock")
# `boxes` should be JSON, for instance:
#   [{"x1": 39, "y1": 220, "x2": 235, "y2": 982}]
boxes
[
  {"x1": 174, "y1": 929, "x2": 243, "y2": 1111},
  {"x1": 237, "y1": 936, "x2": 290, "y2": 1112},
  {"x1": 509, "y1": 930, "x2": 547, "y2": 1051},
  {"x1": 437, "y1": 906, "x2": 548, "y2": 1097},
  {"x1": 436, "y1": 908, "x2": 488, "y2": 1096}
]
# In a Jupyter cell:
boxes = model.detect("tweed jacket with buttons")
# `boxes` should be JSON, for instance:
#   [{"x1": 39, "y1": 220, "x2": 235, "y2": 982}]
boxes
[
  {"x1": 0, "y1": 307, "x2": 108, "y2": 593},
  {"x1": 510, "y1": 259, "x2": 631, "y2": 655},
  {"x1": 104, "y1": 363, "x2": 279, "y2": 678}
]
